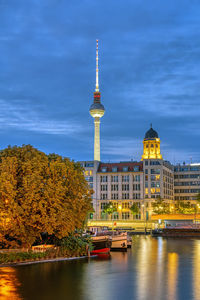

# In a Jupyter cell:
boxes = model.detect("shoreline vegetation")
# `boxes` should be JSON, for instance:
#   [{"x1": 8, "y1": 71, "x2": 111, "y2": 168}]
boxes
[
  {"x1": 0, "y1": 251, "x2": 92, "y2": 268},
  {"x1": 0, "y1": 234, "x2": 93, "y2": 266}
]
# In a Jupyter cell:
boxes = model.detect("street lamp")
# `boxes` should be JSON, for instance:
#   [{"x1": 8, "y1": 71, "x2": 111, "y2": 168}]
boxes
[
  {"x1": 141, "y1": 203, "x2": 146, "y2": 233},
  {"x1": 118, "y1": 204, "x2": 122, "y2": 220}
]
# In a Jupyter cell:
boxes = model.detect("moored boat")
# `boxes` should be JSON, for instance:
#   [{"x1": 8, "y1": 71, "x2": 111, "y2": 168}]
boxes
[
  {"x1": 91, "y1": 235, "x2": 112, "y2": 255},
  {"x1": 127, "y1": 235, "x2": 132, "y2": 248},
  {"x1": 111, "y1": 232, "x2": 127, "y2": 251},
  {"x1": 152, "y1": 227, "x2": 200, "y2": 237}
]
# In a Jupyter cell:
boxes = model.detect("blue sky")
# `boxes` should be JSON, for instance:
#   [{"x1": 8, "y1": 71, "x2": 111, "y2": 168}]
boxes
[{"x1": 0, "y1": 0, "x2": 200, "y2": 163}]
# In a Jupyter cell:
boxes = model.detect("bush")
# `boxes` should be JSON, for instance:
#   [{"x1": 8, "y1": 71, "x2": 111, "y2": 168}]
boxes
[
  {"x1": 0, "y1": 234, "x2": 93, "y2": 264},
  {"x1": 0, "y1": 251, "x2": 47, "y2": 264},
  {"x1": 59, "y1": 234, "x2": 93, "y2": 257}
]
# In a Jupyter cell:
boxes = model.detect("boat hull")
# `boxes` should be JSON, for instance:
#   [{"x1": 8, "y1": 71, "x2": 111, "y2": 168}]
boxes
[
  {"x1": 91, "y1": 236, "x2": 111, "y2": 255},
  {"x1": 91, "y1": 248, "x2": 110, "y2": 255},
  {"x1": 152, "y1": 228, "x2": 200, "y2": 237}
]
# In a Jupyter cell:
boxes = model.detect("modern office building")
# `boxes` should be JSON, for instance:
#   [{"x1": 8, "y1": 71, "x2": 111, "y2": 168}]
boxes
[{"x1": 174, "y1": 164, "x2": 200, "y2": 203}]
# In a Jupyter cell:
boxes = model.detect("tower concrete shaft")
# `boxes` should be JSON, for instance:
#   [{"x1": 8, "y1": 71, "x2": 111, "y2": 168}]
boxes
[
  {"x1": 94, "y1": 117, "x2": 101, "y2": 161},
  {"x1": 89, "y1": 40, "x2": 105, "y2": 161}
]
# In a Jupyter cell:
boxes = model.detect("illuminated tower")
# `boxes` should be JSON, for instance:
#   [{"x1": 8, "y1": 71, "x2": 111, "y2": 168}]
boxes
[
  {"x1": 89, "y1": 40, "x2": 105, "y2": 161},
  {"x1": 141, "y1": 125, "x2": 163, "y2": 160}
]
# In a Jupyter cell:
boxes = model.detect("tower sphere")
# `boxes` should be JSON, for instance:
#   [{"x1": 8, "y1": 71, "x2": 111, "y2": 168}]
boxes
[{"x1": 89, "y1": 102, "x2": 105, "y2": 118}]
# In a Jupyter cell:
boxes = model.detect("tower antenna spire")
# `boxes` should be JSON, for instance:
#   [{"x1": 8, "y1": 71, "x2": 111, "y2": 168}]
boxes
[{"x1": 95, "y1": 39, "x2": 99, "y2": 92}]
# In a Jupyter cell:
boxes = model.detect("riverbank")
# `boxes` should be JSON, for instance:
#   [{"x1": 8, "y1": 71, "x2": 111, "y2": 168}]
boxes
[
  {"x1": 0, "y1": 255, "x2": 94, "y2": 268},
  {"x1": 0, "y1": 242, "x2": 92, "y2": 267}
]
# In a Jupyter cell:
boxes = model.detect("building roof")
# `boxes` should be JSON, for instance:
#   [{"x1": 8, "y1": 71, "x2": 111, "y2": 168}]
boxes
[
  {"x1": 145, "y1": 127, "x2": 158, "y2": 139},
  {"x1": 97, "y1": 161, "x2": 143, "y2": 173}
]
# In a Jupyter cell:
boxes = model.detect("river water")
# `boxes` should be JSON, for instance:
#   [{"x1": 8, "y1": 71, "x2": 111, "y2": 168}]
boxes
[{"x1": 1, "y1": 236, "x2": 200, "y2": 300}]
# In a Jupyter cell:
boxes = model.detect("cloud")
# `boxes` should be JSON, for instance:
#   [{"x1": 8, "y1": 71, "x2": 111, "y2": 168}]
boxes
[
  {"x1": 0, "y1": 99, "x2": 83, "y2": 136},
  {"x1": 0, "y1": 0, "x2": 200, "y2": 162},
  {"x1": 102, "y1": 138, "x2": 142, "y2": 161}
]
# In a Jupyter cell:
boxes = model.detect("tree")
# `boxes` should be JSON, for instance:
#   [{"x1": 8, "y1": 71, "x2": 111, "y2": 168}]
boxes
[
  {"x1": 0, "y1": 145, "x2": 92, "y2": 248},
  {"x1": 175, "y1": 201, "x2": 195, "y2": 214},
  {"x1": 196, "y1": 192, "x2": 200, "y2": 204},
  {"x1": 103, "y1": 202, "x2": 117, "y2": 216},
  {"x1": 152, "y1": 197, "x2": 170, "y2": 214},
  {"x1": 130, "y1": 203, "x2": 139, "y2": 216}
]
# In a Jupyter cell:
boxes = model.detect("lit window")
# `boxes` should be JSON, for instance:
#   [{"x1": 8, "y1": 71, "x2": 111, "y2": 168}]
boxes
[{"x1": 155, "y1": 175, "x2": 160, "y2": 180}]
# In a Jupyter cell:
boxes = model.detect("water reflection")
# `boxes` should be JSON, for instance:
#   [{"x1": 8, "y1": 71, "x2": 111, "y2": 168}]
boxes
[
  {"x1": 0, "y1": 267, "x2": 21, "y2": 299},
  {"x1": 1, "y1": 237, "x2": 200, "y2": 300},
  {"x1": 193, "y1": 240, "x2": 200, "y2": 300},
  {"x1": 167, "y1": 252, "x2": 178, "y2": 300}
]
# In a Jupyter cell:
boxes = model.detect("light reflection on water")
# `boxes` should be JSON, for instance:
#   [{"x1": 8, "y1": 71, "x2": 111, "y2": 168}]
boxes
[
  {"x1": 1, "y1": 236, "x2": 200, "y2": 300},
  {"x1": 0, "y1": 267, "x2": 21, "y2": 299}
]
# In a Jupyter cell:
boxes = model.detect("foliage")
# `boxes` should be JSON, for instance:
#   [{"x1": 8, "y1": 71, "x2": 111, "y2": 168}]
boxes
[
  {"x1": 0, "y1": 145, "x2": 92, "y2": 248},
  {"x1": 0, "y1": 234, "x2": 92, "y2": 264},
  {"x1": 103, "y1": 202, "x2": 117, "y2": 215},
  {"x1": 130, "y1": 203, "x2": 139, "y2": 215},
  {"x1": 152, "y1": 198, "x2": 170, "y2": 214},
  {"x1": 175, "y1": 201, "x2": 195, "y2": 214},
  {"x1": 59, "y1": 234, "x2": 93, "y2": 257},
  {"x1": 0, "y1": 251, "x2": 47, "y2": 264},
  {"x1": 196, "y1": 192, "x2": 200, "y2": 204}
]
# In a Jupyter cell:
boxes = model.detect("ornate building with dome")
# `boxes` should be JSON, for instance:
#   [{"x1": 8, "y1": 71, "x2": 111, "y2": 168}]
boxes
[
  {"x1": 141, "y1": 125, "x2": 163, "y2": 160},
  {"x1": 79, "y1": 124, "x2": 174, "y2": 221}
]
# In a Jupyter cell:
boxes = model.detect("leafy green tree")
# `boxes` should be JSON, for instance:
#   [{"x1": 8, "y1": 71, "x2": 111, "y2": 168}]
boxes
[
  {"x1": 103, "y1": 202, "x2": 117, "y2": 216},
  {"x1": 196, "y1": 192, "x2": 200, "y2": 204},
  {"x1": 175, "y1": 201, "x2": 195, "y2": 214},
  {"x1": 130, "y1": 203, "x2": 139, "y2": 216},
  {"x1": 0, "y1": 145, "x2": 92, "y2": 248},
  {"x1": 152, "y1": 198, "x2": 170, "y2": 214}
]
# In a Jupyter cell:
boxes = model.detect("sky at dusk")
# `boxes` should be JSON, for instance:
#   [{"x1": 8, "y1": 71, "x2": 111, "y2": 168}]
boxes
[{"x1": 0, "y1": 0, "x2": 200, "y2": 164}]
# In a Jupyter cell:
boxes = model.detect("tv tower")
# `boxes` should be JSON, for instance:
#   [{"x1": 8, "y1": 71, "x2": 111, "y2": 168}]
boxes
[{"x1": 89, "y1": 40, "x2": 105, "y2": 161}]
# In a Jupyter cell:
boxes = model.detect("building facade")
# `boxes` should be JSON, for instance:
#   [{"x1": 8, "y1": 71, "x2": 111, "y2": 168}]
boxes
[{"x1": 174, "y1": 164, "x2": 200, "y2": 203}]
